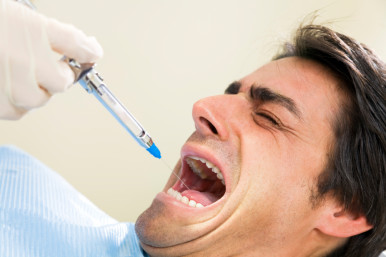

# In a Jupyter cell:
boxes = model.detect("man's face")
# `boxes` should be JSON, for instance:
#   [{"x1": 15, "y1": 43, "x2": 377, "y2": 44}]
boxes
[{"x1": 136, "y1": 57, "x2": 344, "y2": 256}]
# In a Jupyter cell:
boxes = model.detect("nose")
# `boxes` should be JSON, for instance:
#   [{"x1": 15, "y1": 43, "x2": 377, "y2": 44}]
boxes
[{"x1": 192, "y1": 95, "x2": 240, "y2": 141}]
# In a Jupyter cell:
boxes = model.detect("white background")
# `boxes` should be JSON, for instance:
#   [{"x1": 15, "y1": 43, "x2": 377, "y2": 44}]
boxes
[{"x1": 0, "y1": 0, "x2": 385, "y2": 222}]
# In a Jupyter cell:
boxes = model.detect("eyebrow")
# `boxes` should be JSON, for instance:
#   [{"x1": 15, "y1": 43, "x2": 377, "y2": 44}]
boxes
[
  {"x1": 250, "y1": 85, "x2": 302, "y2": 120},
  {"x1": 225, "y1": 81, "x2": 302, "y2": 120},
  {"x1": 224, "y1": 81, "x2": 242, "y2": 94}
]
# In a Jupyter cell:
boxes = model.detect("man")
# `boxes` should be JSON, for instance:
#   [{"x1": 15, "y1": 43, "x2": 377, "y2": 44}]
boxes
[
  {"x1": 0, "y1": 1, "x2": 384, "y2": 255},
  {"x1": 135, "y1": 25, "x2": 386, "y2": 256}
]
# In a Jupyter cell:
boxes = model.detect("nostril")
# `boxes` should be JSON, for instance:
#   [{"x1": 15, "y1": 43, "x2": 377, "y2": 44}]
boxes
[{"x1": 199, "y1": 117, "x2": 218, "y2": 135}]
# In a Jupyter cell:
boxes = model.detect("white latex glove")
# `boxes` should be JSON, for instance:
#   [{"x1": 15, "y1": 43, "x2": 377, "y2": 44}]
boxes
[{"x1": 0, "y1": 0, "x2": 103, "y2": 119}]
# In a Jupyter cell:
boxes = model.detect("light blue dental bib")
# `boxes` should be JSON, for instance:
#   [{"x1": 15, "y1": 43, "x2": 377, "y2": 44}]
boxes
[{"x1": 0, "y1": 145, "x2": 147, "y2": 257}]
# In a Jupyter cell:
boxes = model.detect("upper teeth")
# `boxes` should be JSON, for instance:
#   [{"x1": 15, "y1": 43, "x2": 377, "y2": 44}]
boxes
[{"x1": 187, "y1": 156, "x2": 225, "y2": 185}]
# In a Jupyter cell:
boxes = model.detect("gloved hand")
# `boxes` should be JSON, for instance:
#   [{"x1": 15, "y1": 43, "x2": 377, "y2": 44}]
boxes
[{"x1": 0, "y1": 0, "x2": 103, "y2": 119}]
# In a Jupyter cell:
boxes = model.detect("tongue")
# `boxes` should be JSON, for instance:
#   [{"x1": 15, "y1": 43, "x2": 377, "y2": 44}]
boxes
[{"x1": 181, "y1": 190, "x2": 220, "y2": 206}]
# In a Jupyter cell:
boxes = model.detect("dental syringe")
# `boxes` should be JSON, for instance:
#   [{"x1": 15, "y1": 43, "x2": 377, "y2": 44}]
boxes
[
  {"x1": 64, "y1": 58, "x2": 161, "y2": 159},
  {"x1": 15, "y1": 0, "x2": 161, "y2": 159}
]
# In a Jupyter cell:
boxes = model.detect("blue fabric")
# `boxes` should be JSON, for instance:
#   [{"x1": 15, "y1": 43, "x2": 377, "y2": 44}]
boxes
[{"x1": 0, "y1": 145, "x2": 147, "y2": 257}]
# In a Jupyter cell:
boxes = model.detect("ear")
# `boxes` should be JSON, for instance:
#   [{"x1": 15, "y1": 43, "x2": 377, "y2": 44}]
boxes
[{"x1": 317, "y1": 206, "x2": 373, "y2": 238}]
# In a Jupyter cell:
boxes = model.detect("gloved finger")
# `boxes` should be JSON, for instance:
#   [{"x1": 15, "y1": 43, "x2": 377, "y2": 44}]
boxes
[
  {"x1": 2, "y1": 2, "x2": 50, "y2": 111},
  {"x1": 35, "y1": 58, "x2": 75, "y2": 94},
  {"x1": 0, "y1": 94, "x2": 27, "y2": 120},
  {"x1": 45, "y1": 17, "x2": 103, "y2": 64},
  {"x1": 25, "y1": 9, "x2": 75, "y2": 94},
  {"x1": 0, "y1": 72, "x2": 27, "y2": 120},
  {"x1": 9, "y1": 59, "x2": 51, "y2": 110}
]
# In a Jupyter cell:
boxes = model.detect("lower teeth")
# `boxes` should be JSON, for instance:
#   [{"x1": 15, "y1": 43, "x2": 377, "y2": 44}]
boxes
[{"x1": 167, "y1": 188, "x2": 204, "y2": 208}]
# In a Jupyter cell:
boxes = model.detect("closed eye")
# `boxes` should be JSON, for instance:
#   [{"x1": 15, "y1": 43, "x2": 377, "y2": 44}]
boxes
[{"x1": 254, "y1": 112, "x2": 281, "y2": 127}]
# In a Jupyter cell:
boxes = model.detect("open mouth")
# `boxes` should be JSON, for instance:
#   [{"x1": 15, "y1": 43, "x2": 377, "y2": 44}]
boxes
[{"x1": 167, "y1": 156, "x2": 226, "y2": 208}]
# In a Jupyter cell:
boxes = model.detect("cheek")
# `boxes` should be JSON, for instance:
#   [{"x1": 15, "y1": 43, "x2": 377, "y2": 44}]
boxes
[
  {"x1": 241, "y1": 123, "x2": 328, "y2": 186},
  {"x1": 237, "y1": 132, "x2": 319, "y2": 229},
  {"x1": 239, "y1": 166, "x2": 316, "y2": 240}
]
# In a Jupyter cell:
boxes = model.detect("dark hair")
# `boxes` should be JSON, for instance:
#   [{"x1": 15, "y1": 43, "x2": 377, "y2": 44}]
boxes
[{"x1": 274, "y1": 25, "x2": 385, "y2": 257}]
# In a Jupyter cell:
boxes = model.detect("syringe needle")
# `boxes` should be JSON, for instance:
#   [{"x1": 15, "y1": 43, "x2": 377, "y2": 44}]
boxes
[{"x1": 161, "y1": 159, "x2": 191, "y2": 190}]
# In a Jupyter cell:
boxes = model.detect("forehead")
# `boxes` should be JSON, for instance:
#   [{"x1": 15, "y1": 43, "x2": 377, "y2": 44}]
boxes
[{"x1": 239, "y1": 57, "x2": 343, "y2": 123}]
